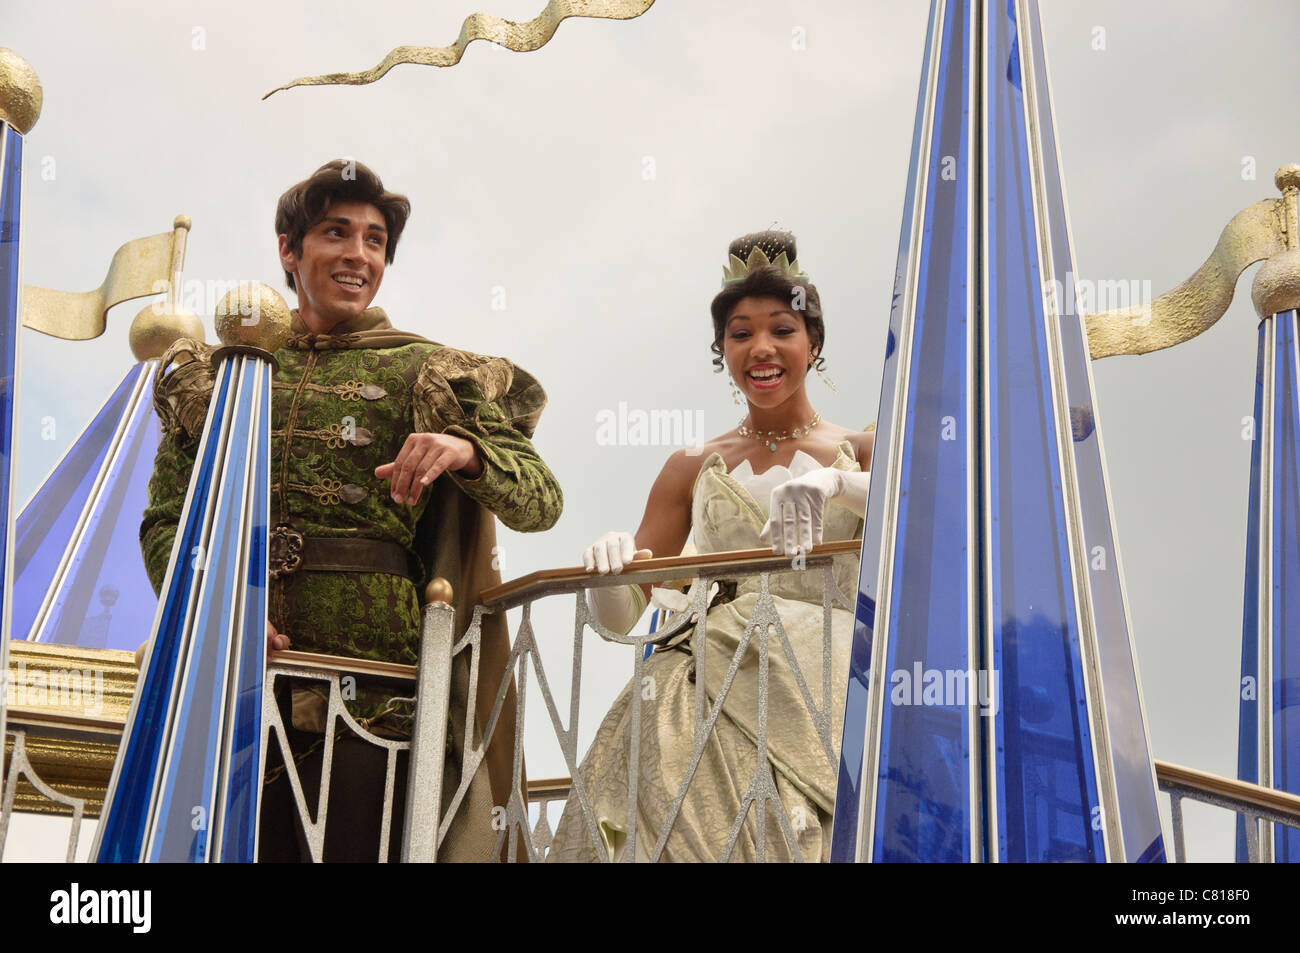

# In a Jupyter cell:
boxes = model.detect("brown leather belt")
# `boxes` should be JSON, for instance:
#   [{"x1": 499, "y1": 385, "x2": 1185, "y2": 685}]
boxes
[{"x1": 270, "y1": 524, "x2": 412, "y2": 580}]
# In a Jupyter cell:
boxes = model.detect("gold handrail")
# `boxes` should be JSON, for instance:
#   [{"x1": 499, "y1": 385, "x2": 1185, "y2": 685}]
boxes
[
  {"x1": 1154, "y1": 759, "x2": 1300, "y2": 821},
  {"x1": 478, "y1": 539, "x2": 864, "y2": 610},
  {"x1": 525, "y1": 763, "x2": 1300, "y2": 832}
]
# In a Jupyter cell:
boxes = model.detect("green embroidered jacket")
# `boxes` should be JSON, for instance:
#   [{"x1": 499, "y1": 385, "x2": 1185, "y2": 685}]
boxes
[{"x1": 139, "y1": 309, "x2": 563, "y2": 665}]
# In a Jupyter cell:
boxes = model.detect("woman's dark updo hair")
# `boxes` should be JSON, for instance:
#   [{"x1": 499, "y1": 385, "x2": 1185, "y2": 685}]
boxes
[{"x1": 710, "y1": 230, "x2": 825, "y2": 372}]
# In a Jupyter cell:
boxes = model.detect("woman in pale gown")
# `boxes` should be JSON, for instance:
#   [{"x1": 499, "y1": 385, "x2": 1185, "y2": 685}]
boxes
[{"x1": 547, "y1": 231, "x2": 873, "y2": 862}]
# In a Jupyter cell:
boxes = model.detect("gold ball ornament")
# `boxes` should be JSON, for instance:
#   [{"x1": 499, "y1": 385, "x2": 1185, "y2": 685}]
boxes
[
  {"x1": 129, "y1": 302, "x2": 205, "y2": 361},
  {"x1": 213, "y1": 282, "x2": 291, "y2": 354},
  {"x1": 0, "y1": 48, "x2": 41, "y2": 135},
  {"x1": 1252, "y1": 249, "x2": 1300, "y2": 318},
  {"x1": 424, "y1": 577, "x2": 454, "y2": 606}
]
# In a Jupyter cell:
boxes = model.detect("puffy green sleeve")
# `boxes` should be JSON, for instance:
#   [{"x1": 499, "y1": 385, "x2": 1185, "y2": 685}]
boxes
[
  {"x1": 139, "y1": 338, "x2": 217, "y2": 594},
  {"x1": 412, "y1": 347, "x2": 563, "y2": 533}
]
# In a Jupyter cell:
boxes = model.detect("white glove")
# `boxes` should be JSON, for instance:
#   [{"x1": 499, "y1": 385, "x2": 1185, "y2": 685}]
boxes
[
  {"x1": 587, "y1": 583, "x2": 648, "y2": 637},
  {"x1": 582, "y1": 531, "x2": 653, "y2": 636},
  {"x1": 582, "y1": 530, "x2": 652, "y2": 575},
  {"x1": 759, "y1": 468, "x2": 870, "y2": 555}
]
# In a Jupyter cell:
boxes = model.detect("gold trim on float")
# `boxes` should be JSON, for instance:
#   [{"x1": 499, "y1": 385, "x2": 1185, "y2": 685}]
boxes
[{"x1": 4, "y1": 644, "x2": 136, "y2": 817}]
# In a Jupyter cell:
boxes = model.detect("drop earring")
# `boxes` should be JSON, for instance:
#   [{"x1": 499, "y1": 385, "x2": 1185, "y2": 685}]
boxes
[
  {"x1": 810, "y1": 350, "x2": 837, "y2": 393},
  {"x1": 818, "y1": 365, "x2": 838, "y2": 394}
]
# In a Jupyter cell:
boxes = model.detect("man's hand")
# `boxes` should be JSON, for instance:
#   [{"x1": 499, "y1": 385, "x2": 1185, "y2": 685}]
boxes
[
  {"x1": 267, "y1": 619, "x2": 290, "y2": 652},
  {"x1": 135, "y1": 619, "x2": 288, "y2": 670},
  {"x1": 375, "y1": 432, "x2": 482, "y2": 505}
]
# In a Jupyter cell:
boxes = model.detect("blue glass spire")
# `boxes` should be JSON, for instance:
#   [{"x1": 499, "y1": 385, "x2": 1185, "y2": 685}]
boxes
[
  {"x1": 1238, "y1": 309, "x2": 1300, "y2": 863},
  {"x1": 14, "y1": 362, "x2": 162, "y2": 650},
  {"x1": 0, "y1": 112, "x2": 30, "y2": 796},
  {"x1": 94, "y1": 355, "x2": 272, "y2": 863},
  {"x1": 832, "y1": 0, "x2": 1163, "y2": 863}
]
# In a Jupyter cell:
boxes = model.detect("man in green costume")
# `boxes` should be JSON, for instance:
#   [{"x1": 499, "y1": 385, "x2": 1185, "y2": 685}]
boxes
[{"x1": 139, "y1": 159, "x2": 563, "y2": 861}]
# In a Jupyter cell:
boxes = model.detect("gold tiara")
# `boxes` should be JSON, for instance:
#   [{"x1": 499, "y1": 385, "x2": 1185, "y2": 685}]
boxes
[{"x1": 720, "y1": 246, "x2": 809, "y2": 287}]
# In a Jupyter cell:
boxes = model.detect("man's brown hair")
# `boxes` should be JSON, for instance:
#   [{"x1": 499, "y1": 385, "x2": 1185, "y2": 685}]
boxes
[{"x1": 275, "y1": 159, "x2": 412, "y2": 291}]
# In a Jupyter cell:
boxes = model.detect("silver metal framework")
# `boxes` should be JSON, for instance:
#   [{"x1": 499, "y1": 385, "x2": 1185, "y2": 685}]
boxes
[
  {"x1": 0, "y1": 729, "x2": 85, "y2": 862},
  {"x1": 446, "y1": 545, "x2": 858, "y2": 862},
  {"x1": 1156, "y1": 761, "x2": 1300, "y2": 863}
]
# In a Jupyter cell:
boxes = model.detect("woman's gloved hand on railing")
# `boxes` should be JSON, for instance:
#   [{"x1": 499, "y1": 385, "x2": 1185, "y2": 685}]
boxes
[
  {"x1": 759, "y1": 468, "x2": 870, "y2": 556},
  {"x1": 582, "y1": 531, "x2": 653, "y2": 637}
]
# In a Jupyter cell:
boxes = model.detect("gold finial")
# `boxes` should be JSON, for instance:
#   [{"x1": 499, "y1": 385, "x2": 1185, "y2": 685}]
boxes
[
  {"x1": 129, "y1": 303, "x2": 205, "y2": 360},
  {"x1": 128, "y1": 213, "x2": 203, "y2": 359},
  {"x1": 1252, "y1": 249, "x2": 1300, "y2": 318},
  {"x1": 213, "y1": 282, "x2": 291, "y2": 354},
  {"x1": 0, "y1": 48, "x2": 41, "y2": 135},
  {"x1": 1277, "y1": 165, "x2": 1300, "y2": 255},
  {"x1": 424, "y1": 577, "x2": 454, "y2": 606}
]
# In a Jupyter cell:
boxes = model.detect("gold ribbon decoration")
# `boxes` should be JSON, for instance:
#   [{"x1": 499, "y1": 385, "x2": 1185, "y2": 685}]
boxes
[
  {"x1": 1085, "y1": 199, "x2": 1287, "y2": 360},
  {"x1": 263, "y1": 0, "x2": 656, "y2": 99},
  {"x1": 24, "y1": 217, "x2": 190, "y2": 341}
]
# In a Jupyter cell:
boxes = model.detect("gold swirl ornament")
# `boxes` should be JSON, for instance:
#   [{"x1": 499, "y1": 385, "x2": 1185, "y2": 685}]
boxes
[
  {"x1": 1086, "y1": 165, "x2": 1300, "y2": 359},
  {"x1": 0, "y1": 47, "x2": 42, "y2": 135},
  {"x1": 263, "y1": 0, "x2": 656, "y2": 98}
]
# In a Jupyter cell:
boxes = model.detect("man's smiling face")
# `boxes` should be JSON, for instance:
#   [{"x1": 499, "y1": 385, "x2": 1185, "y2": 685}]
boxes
[{"x1": 279, "y1": 199, "x2": 387, "y2": 333}]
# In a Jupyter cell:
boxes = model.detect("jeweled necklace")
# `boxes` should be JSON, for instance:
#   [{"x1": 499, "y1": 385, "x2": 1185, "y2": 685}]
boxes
[{"x1": 738, "y1": 412, "x2": 821, "y2": 452}]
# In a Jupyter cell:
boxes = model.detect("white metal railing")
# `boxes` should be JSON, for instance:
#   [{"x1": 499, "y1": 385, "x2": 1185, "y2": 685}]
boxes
[
  {"x1": 1156, "y1": 760, "x2": 1300, "y2": 862},
  {"x1": 429, "y1": 540, "x2": 861, "y2": 862},
  {"x1": 7, "y1": 542, "x2": 1300, "y2": 863}
]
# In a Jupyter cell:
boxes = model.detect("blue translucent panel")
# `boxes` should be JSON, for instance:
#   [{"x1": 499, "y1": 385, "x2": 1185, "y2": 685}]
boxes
[
  {"x1": 12, "y1": 365, "x2": 140, "y2": 641},
  {"x1": 33, "y1": 375, "x2": 161, "y2": 650},
  {"x1": 1024, "y1": 0, "x2": 1163, "y2": 863},
  {"x1": 151, "y1": 360, "x2": 256, "y2": 862},
  {"x1": 871, "y1": 0, "x2": 974, "y2": 863},
  {"x1": 1271, "y1": 312, "x2": 1300, "y2": 863},
  {"x1": 219, "y1": 364, "x2": 269, "y2": 862},
  {"x1": 1237, "y1": 323, "x2": 1266, "y2": 861},
  {"x1": 831, "y1": 0, "x2": 942, "y2": 861},
  {"x1": 985, "y1": 0, "x2": 1103, "y2": 862},
  {"x1": 0, "y1": 126, "x2": 22, "y2": 608},
  {"x1": 96, "y1": 361, "x2": 233, "y2": 862}
]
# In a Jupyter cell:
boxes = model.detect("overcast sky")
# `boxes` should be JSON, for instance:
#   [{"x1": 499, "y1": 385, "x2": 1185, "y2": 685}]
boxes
[{"x1": 4, "y1": 0, "x2": 1298, "y2": 862}]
